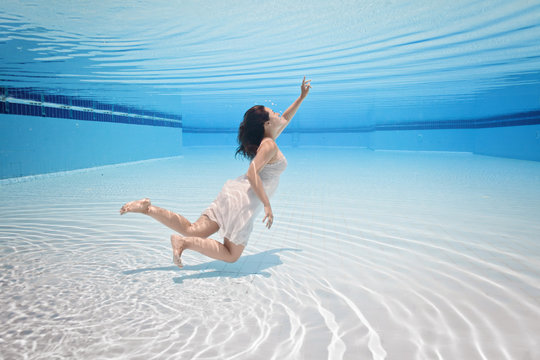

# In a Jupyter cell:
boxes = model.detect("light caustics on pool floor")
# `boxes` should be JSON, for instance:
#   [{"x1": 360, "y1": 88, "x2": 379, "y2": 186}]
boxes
[{"x1": 1, "y1": 147, "x2": 539, "y2": 359}]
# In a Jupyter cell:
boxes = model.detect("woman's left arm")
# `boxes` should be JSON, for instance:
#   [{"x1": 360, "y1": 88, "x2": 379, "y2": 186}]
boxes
[{"x1": 276, "y1": 77, "x2": 311, "y2": 137}]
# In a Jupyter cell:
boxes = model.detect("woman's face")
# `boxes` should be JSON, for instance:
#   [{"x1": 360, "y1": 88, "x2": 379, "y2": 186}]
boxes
[{"x1": 264, "y1": 107, "x2": 282, "y2": 136}]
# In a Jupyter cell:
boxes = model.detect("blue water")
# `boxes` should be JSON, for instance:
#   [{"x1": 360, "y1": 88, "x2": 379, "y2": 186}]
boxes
[
  {"x1": 1, "y1": 0, "x2": 539, "y2": 131},
  {"x1": 1, "y1": 1, "x2": 540, "y2": 359}
]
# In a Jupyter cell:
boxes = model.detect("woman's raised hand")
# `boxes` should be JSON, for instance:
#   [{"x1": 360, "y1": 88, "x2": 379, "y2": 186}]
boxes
[{"x1": 301, "y1": 76, "x2": 311, "y2": 99}]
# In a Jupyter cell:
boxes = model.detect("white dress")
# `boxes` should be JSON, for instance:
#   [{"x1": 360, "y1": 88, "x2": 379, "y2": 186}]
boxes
[{"x1": 202, "y1": 154, "x2": 287, "y2": 246}]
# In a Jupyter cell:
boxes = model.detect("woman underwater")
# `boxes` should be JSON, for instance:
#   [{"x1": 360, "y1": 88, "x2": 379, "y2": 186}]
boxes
[{"x1": 120, "y1": 77, "x2": 311, "y2": 268}]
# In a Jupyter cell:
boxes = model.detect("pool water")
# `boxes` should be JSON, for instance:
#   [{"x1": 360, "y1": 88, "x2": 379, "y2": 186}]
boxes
[{"x1": 1, "y1": 146, "x2": 539, "y2": 359}]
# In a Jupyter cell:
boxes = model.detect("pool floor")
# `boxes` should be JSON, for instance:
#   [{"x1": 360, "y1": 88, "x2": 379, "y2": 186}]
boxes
[{"x1": 1, "y1": 146, "x2": 539, "y2": 359}]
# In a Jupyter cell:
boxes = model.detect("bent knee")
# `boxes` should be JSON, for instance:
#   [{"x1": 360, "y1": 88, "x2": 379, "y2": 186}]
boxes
[
  {"x1": 223, "y1": 238, "x2": 244, "y2": 263},
  {"x1": 226, "y1": 254, "x2": 241, "y2": 263}
]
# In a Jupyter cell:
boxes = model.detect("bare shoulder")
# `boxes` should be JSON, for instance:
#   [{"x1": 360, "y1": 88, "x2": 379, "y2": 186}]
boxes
[
  {"x1": 260, "y1": 137, "x2": 277, "y2": 146},
  {"x1": 253, "y1": 138, "x2": 278, "y2": 167},
  {"x1": 258, "y1": 137, "x2": 278, "y2": 152}
]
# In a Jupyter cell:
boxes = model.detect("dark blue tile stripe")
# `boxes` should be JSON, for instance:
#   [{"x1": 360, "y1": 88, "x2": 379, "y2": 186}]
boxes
[
  {"x1": 184, "y1": 109, "x2": 540, "y2": 133},
  {"x1": 0, "y1": 87, "x2": 182, "y2": 128}
]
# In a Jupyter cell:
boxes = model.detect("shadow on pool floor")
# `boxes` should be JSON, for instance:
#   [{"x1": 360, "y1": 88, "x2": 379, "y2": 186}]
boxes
[{"x1": 122, "y1": 248, "x2": 302, "y2": 283}]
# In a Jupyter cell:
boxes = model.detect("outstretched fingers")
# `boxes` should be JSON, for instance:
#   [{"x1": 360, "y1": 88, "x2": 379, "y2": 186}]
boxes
[{"x1": 301, "y1": 76, "x2": 312, "y2": 97}]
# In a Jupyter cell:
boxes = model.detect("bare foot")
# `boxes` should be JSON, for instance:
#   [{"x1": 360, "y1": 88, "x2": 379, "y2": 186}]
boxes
[
  {"x1": 170, "y1": 234, "x2": 185, "y2": 269},
  {"x1": 119, "y1": 198, "x2": 151, "y2": 215}
]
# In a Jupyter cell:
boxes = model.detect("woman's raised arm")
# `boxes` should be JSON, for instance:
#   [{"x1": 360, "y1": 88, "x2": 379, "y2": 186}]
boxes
[{"x1": 276, "y1": 77, "x2": 311, "y2": 138}]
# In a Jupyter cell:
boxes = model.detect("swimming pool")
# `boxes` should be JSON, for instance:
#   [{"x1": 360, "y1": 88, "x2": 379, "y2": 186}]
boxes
[{"x1": 1, "y1": 1, "x2": 540, "y2": 359}]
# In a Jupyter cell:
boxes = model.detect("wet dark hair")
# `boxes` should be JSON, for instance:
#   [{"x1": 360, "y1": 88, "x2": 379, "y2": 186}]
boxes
[{"x1": 235, "y1": 105, "x2": 269, "y2": 160}]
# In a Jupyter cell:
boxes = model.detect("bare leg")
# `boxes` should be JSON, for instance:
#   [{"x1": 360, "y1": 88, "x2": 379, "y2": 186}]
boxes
[
  {"x1": 120, "y1": 198, "x2": 219, "y2": 238},
  {"x1": 170, "y1": 234, "x2": 244, "y2": 268}
]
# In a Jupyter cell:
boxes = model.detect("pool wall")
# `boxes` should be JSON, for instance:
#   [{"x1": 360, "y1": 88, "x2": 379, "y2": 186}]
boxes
[
  {"x1": 0, "y1": 114, "x2": 182, "y2": 180},
  {"x1": 1, "y1": 116, "x2": 539, "y2": 180},
  {"x1": 184, "y1": 124, "x2": 540, "y2": 161}
]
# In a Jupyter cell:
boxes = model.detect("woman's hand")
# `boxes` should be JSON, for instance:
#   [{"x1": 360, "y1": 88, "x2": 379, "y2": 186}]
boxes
[
  {"x1": 262, "y1": 204, "x2": 274, "y2": 229},
  {"x1": 300, "y1": 76, "x2": 311, "y2": 99}
]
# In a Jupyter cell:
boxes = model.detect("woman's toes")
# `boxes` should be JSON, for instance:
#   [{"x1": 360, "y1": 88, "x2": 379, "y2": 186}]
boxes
[
  {"x1": 173, "y1": 255, "x2": 183, "y2": 268},
  {"x1": 119, "y1": 198, "x2": 150, "y2": 215}
]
